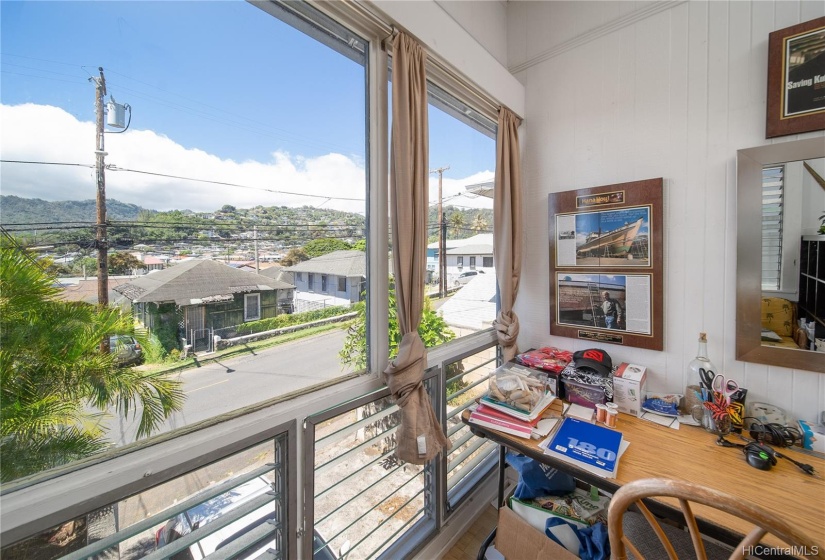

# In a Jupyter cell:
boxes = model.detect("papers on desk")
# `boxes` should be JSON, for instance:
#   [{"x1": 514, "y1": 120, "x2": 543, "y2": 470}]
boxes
[
  {"x1": 639, "y1": 410, "x2": 680, "y2": 429},
  {"x1": 539, "y1": 417, "x2": 629, "y2": 478},
  {"x1": 564, "y1": 402, "x2": 595, "y2": 422}
]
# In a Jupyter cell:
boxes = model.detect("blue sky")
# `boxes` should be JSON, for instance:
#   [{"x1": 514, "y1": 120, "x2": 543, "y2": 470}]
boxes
[
  {"x1": 1, "y1": 1, "x2": 495, "y2": 213},
  {"x1": 2, "y1": 1, "x2": 364, "y2": 162}
]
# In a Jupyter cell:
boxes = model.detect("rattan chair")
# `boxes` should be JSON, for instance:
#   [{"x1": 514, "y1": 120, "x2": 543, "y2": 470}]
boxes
[{"x1": 607, "y1": 478, "x2": 824, "y2": 560}]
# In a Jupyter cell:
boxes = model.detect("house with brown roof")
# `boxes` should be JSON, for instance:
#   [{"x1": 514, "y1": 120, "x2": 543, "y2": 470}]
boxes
[
  {"x1": 59, "y1": 277, "x2": 136, "y2": 304},
  {"x1": 113, "y1": 259, "x2": 294, "y2": 352}
]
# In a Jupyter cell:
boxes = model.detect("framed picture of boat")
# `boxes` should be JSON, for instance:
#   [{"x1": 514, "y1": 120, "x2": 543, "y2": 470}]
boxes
[
  {"x1": 549, "y1": 178, "x2": 663, "y2": 351},
  {"x1": 765, "y1": 16, "x2": 825, "y2": 138},
  {"x1": 555, "y1": 206, "x2": 650, "y2": 268}
]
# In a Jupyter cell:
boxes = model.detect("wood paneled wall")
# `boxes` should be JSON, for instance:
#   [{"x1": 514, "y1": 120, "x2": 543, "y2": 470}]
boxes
[{"x1": 506, "y1": 1, "x2": 825, "y2": 422}]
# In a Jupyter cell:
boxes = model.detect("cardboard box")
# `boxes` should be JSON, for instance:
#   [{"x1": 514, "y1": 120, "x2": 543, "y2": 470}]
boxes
[
  {"x1": 612, "y1": 363, "x2": 647, "y2": 417},
  {"x1": 495, "y1": 506, "x2": 578, "y2": 560}
]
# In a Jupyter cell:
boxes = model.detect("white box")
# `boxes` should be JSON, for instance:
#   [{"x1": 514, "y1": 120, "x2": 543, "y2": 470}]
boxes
[{"x1": 612, "y1": 363, "x2": 647, "y2": 417}]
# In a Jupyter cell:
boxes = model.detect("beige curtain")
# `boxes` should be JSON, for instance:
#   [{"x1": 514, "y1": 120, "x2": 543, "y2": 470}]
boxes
[
  {"x1": 492, "y1": 107, "x2": 523, "y2": 362},
  {"x1": 383, "y1": 32, "x2": 451, "y2": 464}
]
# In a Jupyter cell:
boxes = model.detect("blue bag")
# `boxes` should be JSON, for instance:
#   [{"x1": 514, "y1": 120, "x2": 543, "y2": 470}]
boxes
[
  {"x1": 545, "y1": 518, "x2": 611, "y2": 560},
  {"x1": 505, "y1": 452, "x2": 576, "y2": 499}
]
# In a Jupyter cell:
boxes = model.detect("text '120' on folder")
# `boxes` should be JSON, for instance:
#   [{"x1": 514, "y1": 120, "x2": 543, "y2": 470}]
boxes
[{"x1": 539, "y1": 417, "x2": 627, "y2": 478}]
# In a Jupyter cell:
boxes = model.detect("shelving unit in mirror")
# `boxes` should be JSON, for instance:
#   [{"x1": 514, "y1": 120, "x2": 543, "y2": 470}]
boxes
[{"x1": 798, "y1": 235, "x2": 825, "y2": 350}]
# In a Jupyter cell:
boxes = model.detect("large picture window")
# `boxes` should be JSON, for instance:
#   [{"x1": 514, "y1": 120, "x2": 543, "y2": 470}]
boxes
[
  {"x1": 0, "y1": 0, "x2": 368, "y2": 478},
  {"x1": 1, "y1": 2, "x2": 508, "y2": 559}
]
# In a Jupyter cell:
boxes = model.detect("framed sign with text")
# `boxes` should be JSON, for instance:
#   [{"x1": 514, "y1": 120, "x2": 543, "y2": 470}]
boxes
[
  {"x1": 549, "y1": 178, "x2": 663, "y2": 351},
  {"x1": 766, "y1": 16, "x2": 825, "y2": 138}
]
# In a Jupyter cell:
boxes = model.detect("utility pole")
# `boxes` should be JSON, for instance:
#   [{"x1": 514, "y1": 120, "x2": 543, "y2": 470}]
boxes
[
  {"x1": 430, "y1": 166, "x2": 449, "y2": 298},
  {"x1": 91, "y1": 67, "x2": 109, "y2": 355},
  {"x1": 93, "y1": 67, "x2": 108, "y2": 308}
]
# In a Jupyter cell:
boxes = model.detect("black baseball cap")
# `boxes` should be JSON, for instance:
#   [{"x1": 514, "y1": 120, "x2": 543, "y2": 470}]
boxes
[{"x1": 572, "y1": 348, "x2": 613, "y2": 376}]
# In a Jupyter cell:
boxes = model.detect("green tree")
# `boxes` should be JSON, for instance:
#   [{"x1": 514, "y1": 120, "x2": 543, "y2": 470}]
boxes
[
  {"x1": 448, "y1": 212, "x2": 465, "y2": 237},
  {"x1": 39, "y1": 255, "x2": 71, "y2": 276},
  {"x1": 339, "y1": 280, "x2": 455, "y2": 370},
  {"x1": 71, "y1": 256, "x2": 97, "y2": 277},
  {"x1": 351, "y1": 239, "x2": 367, "y2": 252},
  {"x1": 471, "y1": 212, "x2": 489, "y2": 233},
  {"x1": 281, "y1": 247, "x2": 309, "y2": 267},
  {"x1": 108, "y1": 252, "x2": 142, "y2": 274},
  {"x1": 303, "y1": 238, "x2": 352, "y2": 258},
  {"x1": 0, "y1": 244, "x2": 184, "y2": 482}
]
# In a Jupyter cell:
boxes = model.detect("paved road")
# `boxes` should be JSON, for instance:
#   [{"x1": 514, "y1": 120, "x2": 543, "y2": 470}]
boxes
[{"x1": 104, "y1": 328, "x2": 355, "y2": 446}]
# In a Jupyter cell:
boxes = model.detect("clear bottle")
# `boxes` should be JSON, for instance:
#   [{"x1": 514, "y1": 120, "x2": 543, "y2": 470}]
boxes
[{"x1": 688, "y1": 332, "x2": 716, "y2": 386}]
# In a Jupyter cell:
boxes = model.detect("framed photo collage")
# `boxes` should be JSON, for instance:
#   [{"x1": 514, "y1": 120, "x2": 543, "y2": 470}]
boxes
[{"x1": 549, "y1": 178, "x2": 664, "y2": 351}]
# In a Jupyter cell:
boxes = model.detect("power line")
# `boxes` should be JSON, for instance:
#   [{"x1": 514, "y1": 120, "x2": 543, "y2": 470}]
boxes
[
  {"x1": 0, "y1": 226, "x2": 70, "y2": 288},
  {"x1": 2, "y1": 220, "x2": 364, "y2": 231},
  {"x1": 108, "y1": 166, "x2": 365, "y2": 201},
  {"x1": 0, "y1": 159, "x2": 366, "y2": 202},
  {"x1": 0, "y1": 159, "x2": 94, "y2": 169}
]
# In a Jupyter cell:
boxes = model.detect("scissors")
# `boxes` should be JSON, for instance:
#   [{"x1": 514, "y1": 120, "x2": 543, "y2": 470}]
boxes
[
  {"x1": 699, "y1": 368, "x2": 716, "y2": 392},
  {"x1": 711, "y1": 374, "x2": 739, "y2": 407}
]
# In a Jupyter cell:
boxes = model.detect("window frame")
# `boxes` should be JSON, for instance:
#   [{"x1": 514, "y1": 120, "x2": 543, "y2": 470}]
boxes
[
  {"x1": 483, "y1": 256, "x2": 493, "y2": 268},
  {"x1": 338, "y1": 277, "x2": 347, "y2": 292},
  {"x1": 469, "y1": 256, "x2": 476, "y2": 269},
  {"x1": 0, "y1": 0, "x2": 512, "y2": 555},
  {"x1": 457, "y1": 256, "x2": 464, "y2": 268},
  {"x1": 244, "y1": 293, "x2": 261, "y2": 321}
]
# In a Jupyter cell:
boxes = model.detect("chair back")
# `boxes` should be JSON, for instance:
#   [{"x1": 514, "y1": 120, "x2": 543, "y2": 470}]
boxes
[{"x1": 607, "y1": 477, "x2": 824, "y2": 560}]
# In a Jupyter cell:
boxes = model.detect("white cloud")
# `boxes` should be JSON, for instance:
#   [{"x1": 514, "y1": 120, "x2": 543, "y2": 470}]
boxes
[
  {"x1": 2, "y1": 103, "x2": 495, "y2": 215},
  {"x1": 0, "y1": 103, "x2": 369, "y2": 214},
  {"x1": 0, "y1": 103, "x2": 493, "y2": 213}
]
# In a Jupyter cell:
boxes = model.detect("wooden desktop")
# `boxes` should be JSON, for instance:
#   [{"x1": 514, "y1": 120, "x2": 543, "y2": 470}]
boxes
[{"x1": 462, "y1": 401, "x2": 825, "y2": 550}]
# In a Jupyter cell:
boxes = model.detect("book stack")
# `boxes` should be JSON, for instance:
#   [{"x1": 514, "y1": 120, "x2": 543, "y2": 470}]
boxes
[
  {"x1": 539, "y1": 417, "x2": 627, "y2": 478},
  {"x1": 468, "y1": 361, "x2": 559, "y2": 439},
  {"x1": 468, "y1": 403, "x2": 540, "y2": 438}
]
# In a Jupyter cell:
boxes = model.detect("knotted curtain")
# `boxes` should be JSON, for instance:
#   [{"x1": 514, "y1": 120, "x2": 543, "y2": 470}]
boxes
[
  {"x1": 492, "y1": 107, "x2": 523, "y2": 362},
  {"x1": 383, "y1": 32, "x2": 451, "y2": 464}
]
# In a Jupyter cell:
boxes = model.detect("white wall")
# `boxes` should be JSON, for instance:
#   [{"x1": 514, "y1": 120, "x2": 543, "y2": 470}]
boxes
[
  {"x1": 371, "y1": 0, "x2": 524, "y2": 116},
  {"x1": 506, "y1": 1, "x2": 825, "y2": 423},
  {"x1": 436, "y1": 0, "x2": 509, "y2": 67}
]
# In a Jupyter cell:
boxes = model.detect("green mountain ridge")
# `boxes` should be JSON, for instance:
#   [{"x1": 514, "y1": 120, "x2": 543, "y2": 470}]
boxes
[
  {"x1": 1, "y1": 195, "x2": 143, "y2": 224},
  {"x1": 0, "y1": 195, "x2": 491, "y2": 247}
]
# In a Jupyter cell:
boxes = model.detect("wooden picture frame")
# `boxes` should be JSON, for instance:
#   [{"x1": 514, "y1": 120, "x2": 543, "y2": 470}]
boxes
[
  {"x1": 549, "y1": 178, "x2": 663, "y2": 351},
  {"x1": 765, "y1": 16, "x2": 825, "y2": 138}
]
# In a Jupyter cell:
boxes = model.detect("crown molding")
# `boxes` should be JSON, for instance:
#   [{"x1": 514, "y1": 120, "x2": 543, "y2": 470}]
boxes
[{"x1": 509, "y1": 0, "x2": 687, "y2": 74}]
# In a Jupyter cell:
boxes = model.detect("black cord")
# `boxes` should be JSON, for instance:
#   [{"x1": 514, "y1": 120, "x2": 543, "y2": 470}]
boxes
[
  {"x1": 773, "y1": 449, "x2": 816, "y2": 476},
  {"x1": 743, "y1": 416, "x2": 801, "y2": 448},
  {"x1": 716, "y1": 435, "x2": 815, "y2": 476}
]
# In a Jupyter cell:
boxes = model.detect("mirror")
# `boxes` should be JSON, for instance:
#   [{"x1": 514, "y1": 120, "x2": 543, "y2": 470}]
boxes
[{"x1": 737, "y1": 137, "x2": 825, "y2": 373}]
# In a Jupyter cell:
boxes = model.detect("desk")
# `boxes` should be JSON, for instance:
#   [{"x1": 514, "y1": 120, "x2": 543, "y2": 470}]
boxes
[{"x1": 462, "y1": 402, "x2": 825, "y2": 550}]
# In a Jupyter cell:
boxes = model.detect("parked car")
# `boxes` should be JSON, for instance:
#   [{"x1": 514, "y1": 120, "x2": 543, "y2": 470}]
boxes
[
  {"x1": 109, "y1": 335, "x2": 143, "y2": 366},
  {"x1": 453, "y1": 269, "x2": 485, "y2": 287},
  {"x1": 155, "y1": 475, "x2": 346, "y2": 560}
]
